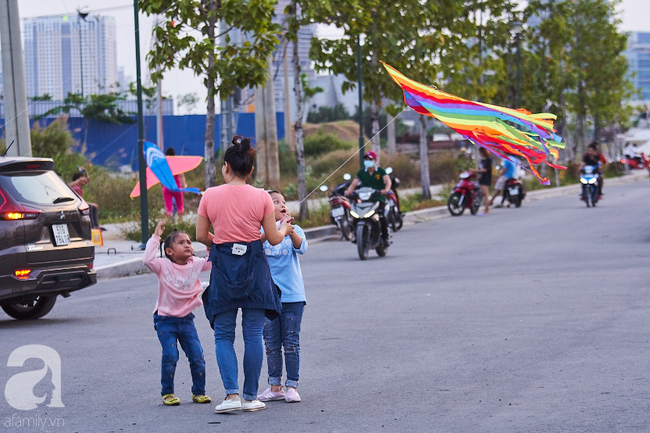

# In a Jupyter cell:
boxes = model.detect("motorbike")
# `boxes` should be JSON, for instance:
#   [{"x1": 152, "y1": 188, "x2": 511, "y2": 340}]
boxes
[
  {"x1": 349, "y1": 187, "x2": 387, "y2": 260},
  {"x1": 580, "y1": 165, "x2": 600, "y2": 208},
  {"x1": 502, "y1": 178, "x2": 526, "y2": 208},
  {"x1": 447, "y1": 172, "x2": 483, "y2": 216},
  {"x1": 384, "y1": 167, "x2": 404, "y2": 232},
  {"x1": 621, "y1": 153, "x2": 649, "y2": 170},
  {"x1": 320, "y1": 174, "x2": 353, "y2": 240}
]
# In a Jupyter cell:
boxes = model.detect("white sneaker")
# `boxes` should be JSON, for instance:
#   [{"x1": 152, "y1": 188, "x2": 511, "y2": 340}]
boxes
[
  {"x1": 214, "y1": 397, "x2": 242, "y2": 413},
  {"x1": 242, "y1": 399, "x2": 266, "y2": 412}
]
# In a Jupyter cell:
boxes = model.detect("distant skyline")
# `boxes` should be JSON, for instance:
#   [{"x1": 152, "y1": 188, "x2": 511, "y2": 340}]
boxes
[{"x1": 12, "y1": 0, "x2": 650, "y2": 114}]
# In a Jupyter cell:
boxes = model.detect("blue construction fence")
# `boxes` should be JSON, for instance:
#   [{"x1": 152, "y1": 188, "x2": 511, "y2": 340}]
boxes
[{"x1": 0, "y1": 113, "x2": 285, "y2": 171}]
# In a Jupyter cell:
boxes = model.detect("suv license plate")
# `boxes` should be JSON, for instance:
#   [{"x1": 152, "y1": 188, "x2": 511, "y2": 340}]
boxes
[{"x1": 52, "y1": 224, "x2": 71, "y2": 246}]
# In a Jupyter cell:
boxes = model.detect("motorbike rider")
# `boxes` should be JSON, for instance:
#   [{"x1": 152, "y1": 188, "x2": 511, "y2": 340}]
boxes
[
  {"x1": 579, "y1": 142, "x2": 607, "y2": 197},
  {"x1": 345, "y1": 150, "x2": 392, "y2": 247},
  {"x1": 490, "y1": 157, "x2": 517, "y2": 207}
]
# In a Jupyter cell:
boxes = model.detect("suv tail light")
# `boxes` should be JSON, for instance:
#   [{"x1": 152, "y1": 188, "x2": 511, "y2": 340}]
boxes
[
  {"x1": 0, "y1": 189, "x2": 41, "y2": 220},
  {"x1": 14, "y1": 269, "x2": 32, "y2": 280},
  {"x1": 78, "y1": 201, "x2": 90, "y2": 216}
]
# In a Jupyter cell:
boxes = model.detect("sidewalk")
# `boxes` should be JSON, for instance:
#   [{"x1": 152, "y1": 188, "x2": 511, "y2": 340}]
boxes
[{"x1": 93, "y1": 172, "x2": 647, "y2": 280}]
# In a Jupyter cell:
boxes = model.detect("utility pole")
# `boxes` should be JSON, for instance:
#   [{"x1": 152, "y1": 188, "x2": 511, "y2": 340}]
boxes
[
  {"x1": 0, "y1": 0, "x2": 32, "y2": 157},
  {"x1": 77, "y1": 14, "x2": 85, "y2": 96},
  {"x1": 357, "y1": 35, "x2": 363, "y2": 169}
]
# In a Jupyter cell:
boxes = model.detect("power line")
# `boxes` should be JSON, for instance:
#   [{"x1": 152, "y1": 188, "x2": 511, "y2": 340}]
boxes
[{"x1": 21, "y1": 3, "x2": 132, "y2": 19}]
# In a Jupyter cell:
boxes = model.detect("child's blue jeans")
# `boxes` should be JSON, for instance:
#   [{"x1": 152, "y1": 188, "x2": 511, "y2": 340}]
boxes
[
  {"x1": 153, "y1": 312, "x2": 206, "y2": 396},
  {"x1": 263, "y1": 302, "x2": 305, "y2": 388}
]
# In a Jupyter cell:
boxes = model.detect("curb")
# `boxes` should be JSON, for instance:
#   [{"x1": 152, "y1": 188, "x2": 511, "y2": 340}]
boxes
[{"x1": 96, "y1": 172, "x2": 647, "y2": 280}]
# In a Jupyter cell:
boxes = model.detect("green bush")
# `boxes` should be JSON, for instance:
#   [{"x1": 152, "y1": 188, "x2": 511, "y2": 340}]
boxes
[
  {"x1": 382, "y1": 153, "x2": 420, "y2": 188},
  {"x1": 278, "y1": 140, "x2": 298, "y2": 177},
  {"x1": 428, "y1": 151, "x2": 472, "y2": 185},
  {"x1": 304, "y1": 130, "x2": 355, "y2": 158}
]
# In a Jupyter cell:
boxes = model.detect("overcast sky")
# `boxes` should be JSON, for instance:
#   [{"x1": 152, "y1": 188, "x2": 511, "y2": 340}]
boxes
[{"x1": 16, "y1": 0, "x2": 650, "y2": 114}]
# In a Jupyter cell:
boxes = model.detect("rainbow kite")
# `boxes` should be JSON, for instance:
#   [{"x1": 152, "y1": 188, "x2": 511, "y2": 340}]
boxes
[{"x1": 382, "y1": 61, "x2": 565, "y2": 184}]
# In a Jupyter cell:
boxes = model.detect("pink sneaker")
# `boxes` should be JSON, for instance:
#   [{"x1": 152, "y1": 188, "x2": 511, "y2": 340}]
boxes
[
  {"x1": 285, "y1": 387, "x2": 301, "y2": 403},
  {"x1": 257, "y1": 387, "x2": 285, "y2": 402}
]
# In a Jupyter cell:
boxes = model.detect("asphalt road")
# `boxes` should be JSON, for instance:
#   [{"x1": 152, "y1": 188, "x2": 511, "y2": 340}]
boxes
[{"x1": 1, "y1": 180, "x2": 649, "y2": 433}]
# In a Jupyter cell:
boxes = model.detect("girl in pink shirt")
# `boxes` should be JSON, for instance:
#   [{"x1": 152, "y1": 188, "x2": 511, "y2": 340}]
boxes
[{"x1": 143, "y1": 221, "x2": 212, "y2": 407}]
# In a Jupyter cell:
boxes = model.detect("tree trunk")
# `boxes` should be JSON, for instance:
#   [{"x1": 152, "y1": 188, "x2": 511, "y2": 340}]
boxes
[
  {"x1": 203, "y1": 0, "x2": 217, "y2": 188},
  {"x1": 370, "y1": 16, "x2": 380, "y2": 164},
  {"x1": 419, "y1": 116, "x2": 431, "y2": 200},
  {"x1": 283, "y1": 40, "x2": 294, "y2": 151},
  {"x1": 264, "y1": 56, "x2": 280, "y2": 190},
  {"x1": 574, "y1": 81, "x2": 586, "y2": 163},
  {"x1": 386, "y1": 113, "x2": 396, "y2": 155},
  {"x1": 254, "y1": 86, "x2": 267, "y2": 183},
  {"x1": 557, "y1": 92, "x2": 570, "y2": 164},
  {"x1": 292, "y1": 0, "x2": 308, "y2": 220},
  {"x1": 371, "y1": 99, "x2": 380, "y2": 165}
]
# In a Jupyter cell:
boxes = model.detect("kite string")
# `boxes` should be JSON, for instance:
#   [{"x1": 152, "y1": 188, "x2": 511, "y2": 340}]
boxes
[{"x1": 292, "y1": 109, "x2": 406, "y2": 210}]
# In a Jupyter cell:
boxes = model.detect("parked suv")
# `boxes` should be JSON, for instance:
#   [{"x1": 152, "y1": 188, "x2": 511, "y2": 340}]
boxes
[{"x1": 0, "y1": 157, "x2": 96, "y2": 320}]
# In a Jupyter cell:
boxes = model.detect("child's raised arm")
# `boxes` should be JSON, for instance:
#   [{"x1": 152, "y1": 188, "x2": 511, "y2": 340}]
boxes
[
  {"x1": 291, "y1": 225, "x2": 308, "y2": 254},
  {"x1": 142, "y1": 221, "x2": 165, "y2": 274}
]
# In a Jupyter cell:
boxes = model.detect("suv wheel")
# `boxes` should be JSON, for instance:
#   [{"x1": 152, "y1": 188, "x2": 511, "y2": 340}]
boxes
[{"x1": 1, "y1": 296, "x2": 57, "y2": 320}]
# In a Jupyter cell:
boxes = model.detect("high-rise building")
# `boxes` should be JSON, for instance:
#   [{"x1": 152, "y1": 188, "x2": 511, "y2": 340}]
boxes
[
  {"x1": 23, "y1": 15, "x2": 117, "y2": 99},
  {"x1": 624, "y1": 32, "x2": 650, "y2": 101}
]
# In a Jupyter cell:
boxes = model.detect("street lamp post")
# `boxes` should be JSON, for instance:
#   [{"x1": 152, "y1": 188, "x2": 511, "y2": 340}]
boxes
[{"x1": 77, "y1": 11, "x2": 97, "y2": 97}]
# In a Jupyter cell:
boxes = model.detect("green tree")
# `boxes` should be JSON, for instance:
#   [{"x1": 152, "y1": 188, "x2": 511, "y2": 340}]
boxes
[
  {"x1": 523, "y1": 0, "x2": 635, "y2": 162},
  {"x1": 29, "y1": 118, "x2": 88, "y2": 181},
  {"x1": 311, "y1": 0, "x2": 518, "y2": 198},
  {"x1": 141, "y1": 0, "x2": 281, "y2": 188},
  {"x1": 284, "y1": 0, "x2": 361, "y2": 219}
]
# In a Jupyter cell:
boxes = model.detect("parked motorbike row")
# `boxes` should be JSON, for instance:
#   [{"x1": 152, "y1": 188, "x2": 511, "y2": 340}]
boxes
[{"x1": 320, "y1": 168, "x2": 404, "y2": 261}]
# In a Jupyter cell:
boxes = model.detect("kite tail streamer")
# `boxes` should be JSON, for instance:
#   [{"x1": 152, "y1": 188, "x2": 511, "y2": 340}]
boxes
[{"x1": 381, "y1": 61, "x2": 565, "y2": 184}]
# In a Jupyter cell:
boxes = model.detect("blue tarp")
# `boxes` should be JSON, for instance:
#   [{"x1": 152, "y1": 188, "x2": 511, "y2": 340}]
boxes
[{"x1": 0, "y1": 113, "x2": 285, "y2": 171}]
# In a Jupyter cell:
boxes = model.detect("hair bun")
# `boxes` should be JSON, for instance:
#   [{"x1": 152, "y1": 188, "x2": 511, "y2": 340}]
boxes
[
  {"x1": 239, "y1": 138, "x2": 251, "y2": 152},
  {"x1": 232, "y1": 134, "x2": 243, "y2": 146}
]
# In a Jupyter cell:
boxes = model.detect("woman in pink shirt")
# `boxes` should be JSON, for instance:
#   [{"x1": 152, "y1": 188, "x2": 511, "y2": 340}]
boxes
[
  {"x1": 196, "y1": 135, "x2": 292, "y2": 414},
  {"x1": 143, "y1": 220, "x2": 212, "y2": 406}
]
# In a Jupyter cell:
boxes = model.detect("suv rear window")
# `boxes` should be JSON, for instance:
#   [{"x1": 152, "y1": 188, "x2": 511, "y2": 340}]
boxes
[{"x1": 0, "y1": 171, "x2": 79, "y2": 207}]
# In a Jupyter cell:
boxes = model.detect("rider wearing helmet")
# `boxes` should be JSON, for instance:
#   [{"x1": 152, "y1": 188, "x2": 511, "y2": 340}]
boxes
[{"x1": 345, "y1": 151, "x2": 392, "y2": 247}]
